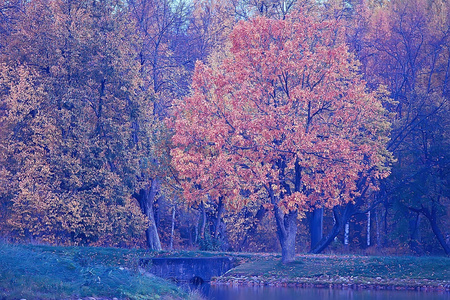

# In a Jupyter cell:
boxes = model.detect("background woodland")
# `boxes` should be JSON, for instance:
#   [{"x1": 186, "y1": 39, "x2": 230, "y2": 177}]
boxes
[{"x1": 0, "y1": 0, "x2": 449, "y2": 256}]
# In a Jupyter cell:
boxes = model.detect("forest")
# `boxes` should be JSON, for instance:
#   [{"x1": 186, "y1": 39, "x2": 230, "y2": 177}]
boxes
[{"x1": 0, "y1": 0, "x2": 449, "y2": 262}]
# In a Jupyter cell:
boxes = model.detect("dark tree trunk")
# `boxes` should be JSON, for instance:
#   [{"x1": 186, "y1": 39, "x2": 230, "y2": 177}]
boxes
[
  {"x1": 310, "y1": 177, "x2": 371, "y2": 254},
  {"x1": 135, "y1": 178, "x2": 162, "y2": 251},
  {"x1": 213, "y1": 197, "x2": 224, "y2": 239},
  {"x1": 428, "y1": 215, "x2": 450, "y2": 255},
  {"x1": 274, "y1": 206, "x2": 297, "y2": 263},
  {"x1": 310, "y1": 207, "x2": 323, "y2": 251},
  {"x1": 383, "y1": 201, "x2": 389, "y2": 246},
  {"x1": 213, "y1": 197, "x2": 230, "y2": 250},
  {"x1": 310, "y1": 203, "x2": 355, "y2": 254},
  {"x1": 409, "y1": 212, "x2": 423, "y2": 255},
  {"x1": 422, "y1": 204, "x2": 450, "y2": 255},
  {"x1": 216, "y1": 217, "x2": 230, "y2": 251}
]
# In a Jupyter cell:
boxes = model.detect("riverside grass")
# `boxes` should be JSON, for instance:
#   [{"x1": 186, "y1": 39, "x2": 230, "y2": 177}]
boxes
[
  {"x1": 214, "y1": 253, "x2": 450, "y2": 290},
  {"x1": 0, "y1": 243, "x2": 188, "y2": 300},
  {"x1": 2, "y1": 244, "x2": 449, "y2": 299},
  {"x1": 150, "y1": 250, "x2": 450, "y2": 290}
]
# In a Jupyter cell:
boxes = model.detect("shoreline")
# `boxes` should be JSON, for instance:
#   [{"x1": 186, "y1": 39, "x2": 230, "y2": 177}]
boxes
[
  {"x1": 211, "y1": 275, "x2": 450, "y2": 292},
  {"x1": 209, "y1": 253, "x2": 450, "y2": 294}
]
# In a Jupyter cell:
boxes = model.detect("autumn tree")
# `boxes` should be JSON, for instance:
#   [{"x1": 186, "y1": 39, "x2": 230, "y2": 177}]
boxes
[
  {"x1": 172, "y1": 10, "x2": 390, "y2": 262},
  {"x1": 0, "y1": 0, "x2": 152, "y2": 246}
]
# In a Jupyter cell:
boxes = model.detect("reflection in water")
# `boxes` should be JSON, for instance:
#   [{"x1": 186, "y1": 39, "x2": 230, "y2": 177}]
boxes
[{"x1": 190, "y1": 285, "x2": 450, "y2": 300}]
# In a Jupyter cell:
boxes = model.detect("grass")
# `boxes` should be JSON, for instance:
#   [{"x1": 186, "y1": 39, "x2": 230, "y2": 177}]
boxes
[
  {"x1": 5, "y1": 243, "x2": 447, "y2": 298},
  {"x1": 150, "y1": 250, "x2": 450, "y2": 282},
  {"x1": 145, "y1": 249, "x2": 450, "y2": 288},
  {"x1": 0, "y1": 242, "x2": 189, "y2": 300},
  {"x1": 219, "y1": 254, "x2": 450, "y2": 289},
  {"x1": 229, "y1": 255, "x2": 450, "y2": 280}
]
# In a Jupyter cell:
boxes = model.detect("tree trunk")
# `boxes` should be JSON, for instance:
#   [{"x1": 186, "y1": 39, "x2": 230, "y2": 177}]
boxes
[
  {"x1": 274, "y1": 206, "x2": 297, "y2": 263},
  {"x1": 423, "y1": 205, "x2": 450, "y2": 255},
  {"x1": 135, "y1": 178, "x2": 162, "y2": 251},
  {"x1": 383, "y1": 201, "x2": 389, "y2": 247},
  {"x1": 310, "y1": 203, "x2": 355, "y2": 254},
  {"x1": 193, "y1": 218, "x2": 198, "y2": 244},
  {"x1": 216, "y1": 216, "x2": 230, "y2": 251},
  {"x1": 154, "y1": 195, "x2": 161, "y2": 228},
  {"x1": 213, "y1": 197, "x2": 229, "y2": 250},
  {"x1": 428, "y1": 216, "x2": 450, "y2": 255},
  {"x1": 270, "y1": 161, "x2": 300, "y2": 263},
  {"x1": 213, "y1": 197, "x2": 224, "y2": 239},
  {"x1": 409, "y1": 212, "x2": 423, "y2": 255},
  {"x1": 309, "y1": 178, "x2": 371, "y2": 254},
  {"x1": 366, "y1": 211, "x2": 371, "y2": 247},
  {"x1": 310, "y1": 207, "x2": 323, "y2": 250},
  {"x1": 169, "y1": 205, "x2": 176, "y2": 251},
  {"x1": 199, "y1": 201, "x2": 206, "y2": 239},
  {"x1": 376, "y1": 210, "x2": 381, "y2": 248},
  {"x1": 344, "y1": 221, "x2": 350, "y2": 246}
]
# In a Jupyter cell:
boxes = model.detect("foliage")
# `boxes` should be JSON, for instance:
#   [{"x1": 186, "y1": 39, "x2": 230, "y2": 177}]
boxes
[
  {"x1": 172, "y1": 9, "x2": 390, "y2": 212},
  {"x1": 224, "y1": 203, "x2": 280, "y2": 252},
  {"x1": 0, "y1": 0, "x2": 151, "y2": 246},
  {"x1": 198, "y1": 228, "x2": 221, "y2": 251}
]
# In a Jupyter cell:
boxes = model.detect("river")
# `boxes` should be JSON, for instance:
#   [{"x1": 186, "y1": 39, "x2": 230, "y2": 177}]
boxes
[{"x1": 191, "y1": 285, "x2": 450, "y2": 300}]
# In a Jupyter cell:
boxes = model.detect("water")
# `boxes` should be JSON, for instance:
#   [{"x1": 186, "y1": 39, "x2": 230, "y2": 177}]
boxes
[{"x1": 192, "y1": 285, "x2": 450, "y2": 300}]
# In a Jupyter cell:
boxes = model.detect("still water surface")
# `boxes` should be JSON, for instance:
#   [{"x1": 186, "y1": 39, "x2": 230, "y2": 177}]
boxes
[{"x1": 192, "y1": 285, "x2": 450, "y2": 300}]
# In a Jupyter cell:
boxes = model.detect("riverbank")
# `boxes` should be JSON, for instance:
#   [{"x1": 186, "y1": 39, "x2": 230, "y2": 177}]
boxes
[
  {"x1": 0, "y1": 243, "x2": 201, "y2": 300},
  {"x1": 2, "y1": 244, "x2": 448, "y2": 298},
  {"x1": 212, "y1": 254, "x2": 450, "y2": 292}
]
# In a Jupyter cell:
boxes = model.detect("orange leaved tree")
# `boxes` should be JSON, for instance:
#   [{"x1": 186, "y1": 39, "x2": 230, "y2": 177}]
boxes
[{"x1": 171, "y1": 10, "x2": 390, "y2": 262}]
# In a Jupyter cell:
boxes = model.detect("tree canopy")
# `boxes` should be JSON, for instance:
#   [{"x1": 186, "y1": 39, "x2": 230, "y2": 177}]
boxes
[{"x1": 171, "y1": 11, "x2": 391, "y2": 262}]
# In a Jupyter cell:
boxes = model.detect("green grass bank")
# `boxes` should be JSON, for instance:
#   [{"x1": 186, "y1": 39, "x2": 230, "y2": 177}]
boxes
[
  {"x1": 0, "y1": 243, "x2": 201, "y2": 300},
  {"x1": 1, "y1": 244, "x2": 449, "y2": 299},
  {"x1": 212, "y1": 253, "x2": 450, "y2": 291}
]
